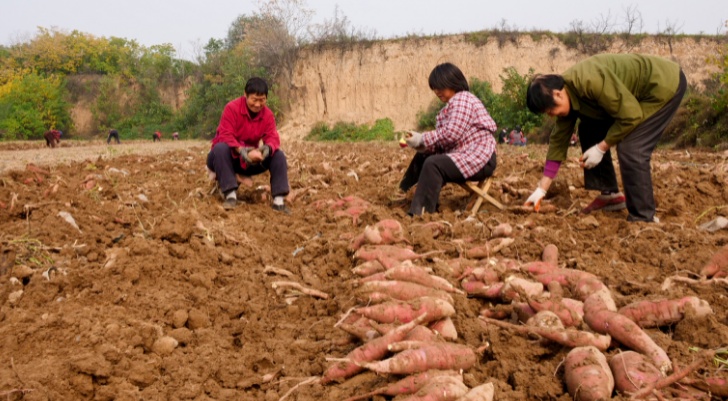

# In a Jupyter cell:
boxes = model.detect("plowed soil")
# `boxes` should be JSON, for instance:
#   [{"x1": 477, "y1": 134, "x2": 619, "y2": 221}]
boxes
[{"x1": 1, "y1": 139, "x2": 727, "y2": 401}]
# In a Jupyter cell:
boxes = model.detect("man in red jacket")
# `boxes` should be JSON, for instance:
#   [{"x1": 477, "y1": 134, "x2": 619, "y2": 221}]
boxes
[{"x1": 206, "y1": 77, "x2": 291, "y2": 213}]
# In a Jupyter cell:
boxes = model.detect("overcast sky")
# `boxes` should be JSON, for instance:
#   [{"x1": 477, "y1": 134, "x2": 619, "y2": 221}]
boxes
[{"x1": 2, "y1": 0, "x2": 726, "y2": 60}]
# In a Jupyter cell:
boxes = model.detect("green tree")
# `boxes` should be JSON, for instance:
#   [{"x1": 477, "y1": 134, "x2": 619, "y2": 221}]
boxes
[{"x1": 0, "y1": 72, "x2": 72, "y2": 139}]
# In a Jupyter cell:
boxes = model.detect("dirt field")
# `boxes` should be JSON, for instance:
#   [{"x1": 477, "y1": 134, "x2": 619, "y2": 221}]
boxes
[{"x1": 0, "y1": 139, "x2": 727, "y2": 401}]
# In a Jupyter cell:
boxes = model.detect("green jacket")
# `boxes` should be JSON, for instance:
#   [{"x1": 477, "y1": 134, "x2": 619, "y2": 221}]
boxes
[{"x1": 547, "y1": 54, "x2": 681, "y2": 161}]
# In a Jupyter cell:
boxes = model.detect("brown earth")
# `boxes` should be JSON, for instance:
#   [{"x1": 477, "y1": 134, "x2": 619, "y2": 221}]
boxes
[{"x1": 0, "y1": 140, "x2": 727, "y2": 401}]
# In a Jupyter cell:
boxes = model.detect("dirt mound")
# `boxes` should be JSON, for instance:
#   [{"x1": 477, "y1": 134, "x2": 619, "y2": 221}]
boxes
[{"x1": 0, "y1": 141, "x2": 726, "y2": 400}]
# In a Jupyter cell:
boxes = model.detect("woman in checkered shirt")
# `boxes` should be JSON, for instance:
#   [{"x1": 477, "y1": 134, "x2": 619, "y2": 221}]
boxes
[{"x1": 400, "y1": 62, "x2": 498, "y2": 216}]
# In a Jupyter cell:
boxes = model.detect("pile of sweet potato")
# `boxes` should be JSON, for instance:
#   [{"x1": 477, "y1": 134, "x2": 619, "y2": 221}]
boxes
[{"x1": 319, "y1": 218, "x2": 725, "y2": 400}]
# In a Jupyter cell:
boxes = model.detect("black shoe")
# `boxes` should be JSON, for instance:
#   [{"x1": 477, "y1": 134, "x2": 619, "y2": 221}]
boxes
[
  {"x1": 223, "y1": 198, "x2": 237, "y2": 210},
  {"x1": 271, "y1": 204, "x2": 291, "y2": 215}
]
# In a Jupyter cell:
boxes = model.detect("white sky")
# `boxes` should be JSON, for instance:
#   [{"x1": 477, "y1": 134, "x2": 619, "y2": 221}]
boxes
[{"x1": 1, "y1": 0, "x2": 726, "y2": 60}]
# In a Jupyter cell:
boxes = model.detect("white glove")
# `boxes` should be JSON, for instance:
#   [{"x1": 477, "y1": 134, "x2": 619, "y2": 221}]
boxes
[
  {"x1": 581, "y1": 145, "x2": 606, "y2": 169},
  {"x1": 525, "y1": 187, "x2": 547, "y2": 207},
  {"x1": 405, "y1": 131, "x2": 424, "y2": 150}
]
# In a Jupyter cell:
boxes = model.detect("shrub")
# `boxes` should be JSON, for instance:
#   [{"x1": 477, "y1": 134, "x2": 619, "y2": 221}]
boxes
[{"x1": 305, "y1": 118, "x2": 397, "y2": 141}]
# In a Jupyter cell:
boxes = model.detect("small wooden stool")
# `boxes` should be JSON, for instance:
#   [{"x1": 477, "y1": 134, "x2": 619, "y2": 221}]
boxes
[{"x1": 458, "y1": 177, "x2": 504, "y2": 216}]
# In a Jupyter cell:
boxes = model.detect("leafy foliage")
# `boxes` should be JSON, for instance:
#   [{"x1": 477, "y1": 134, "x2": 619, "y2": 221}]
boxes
[
  {"x1": 0, "y1": 72, "x2": 72, "y2": 140},
  {"x1": 305, "y1": 118, "x2": 397, "y2": 142},
  {"x1": 417, "y1": 67, "x2": 544, "y2": 140}
]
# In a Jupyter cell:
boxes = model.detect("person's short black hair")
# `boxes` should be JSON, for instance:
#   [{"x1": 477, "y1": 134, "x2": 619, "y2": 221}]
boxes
[
  {"x1": 428, "y1": 62, "x2": 469, "y2": 93},
  {"x1": 526, "y1": 74, "x2": 565, "y2": 114},
  {"x1": 245, "y1": 77, "x2": 269, "y2": 97}
]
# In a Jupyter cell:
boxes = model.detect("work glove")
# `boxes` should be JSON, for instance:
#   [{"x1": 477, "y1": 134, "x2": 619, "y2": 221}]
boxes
[
  {"x1": 259, "y1": 144, "x2": 271, "y2": 160},
  {"x1": 239, "y1": 147, "x2": 255, "y2": 164},
  {"x1": 581, "y1": 145, "x2": 606, "y2": 169},
  {"x1": 405, "y1": 131, "x2": 426, "y2": 152},
  {"x1": 525, "y1": 187, "x2": 547, "y2": 211}
]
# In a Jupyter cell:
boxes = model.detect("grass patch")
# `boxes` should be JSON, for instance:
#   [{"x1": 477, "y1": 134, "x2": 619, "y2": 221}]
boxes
[{"x1": 304, "y1": 118, "x2": 401, "y2": 142}]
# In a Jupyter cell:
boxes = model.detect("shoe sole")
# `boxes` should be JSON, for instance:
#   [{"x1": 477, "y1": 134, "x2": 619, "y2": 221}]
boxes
[{"x1": 602, "y1": 202, "x2": 626, "y2": 212}]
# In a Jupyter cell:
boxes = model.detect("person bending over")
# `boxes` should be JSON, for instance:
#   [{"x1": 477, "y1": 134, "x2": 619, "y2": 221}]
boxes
[{"x1": 525, "y1": 53, "x2": 686, "y2": 223}]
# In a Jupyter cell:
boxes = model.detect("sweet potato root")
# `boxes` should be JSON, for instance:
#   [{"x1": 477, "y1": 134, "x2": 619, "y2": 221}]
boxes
[
  {"x1": 358, "y1": 280, "x2": 454, "y2": 304},
  {"x1": 564, "y1": 346, "x2": 614, "y2": 401},
  {"x1": 406, "y1": 375, "x2": 468, "y2": 401},
  {"x1": 456, "y1": 382, "x2": 494, "y2": 401},
  {"x1": 491, "y1": 223, "x2": 513, "y2": 238},
  {"x1": 465, "y1": 238, "x2": 514, "y2": 259},
  {"x1": 352, "y1": 260, "x2": 386, "y2": 276},
  {"x1": 383, "y1": 264, "x2": 463, "y2": 294},
  {"x1": 342, "y1": 370, "x2": 461, "y2": 401},
  {"x1": 608, "y1": 351, "x2": 661, "y2": 394},
  {"x1": 359, "y1": 343, "x2": 476, "y2": 374},
  {"x1": 321, "y1": 314, "x2": 426, "y2": 384},
  {"x1": 481, "y1": 317, "x2": 611, "y2": 351},
  {"x1": 699, "y1": 244, "x2": 728, "y2": 278},
  {"x1": 429, "y1": 317, "x2": 458, "y2": 340},
  {"x1": 584, "y1": 291, "x2": 671, "y2": 374},
  {"x1": 348, "y1": 219, "x2": 408, "y2": 251},
  {"x1": 541, "y1": 244, "x2": 559, "y2": 266},
  {"x1": 617, "y1": 296, "x2": 713, "y2": 328},
  {"x1": 527, "y1": 297, "x2": 584, "y2": 328},
  {"x1": 355, "y1": 297, "x2": 455, "y2": 324}
]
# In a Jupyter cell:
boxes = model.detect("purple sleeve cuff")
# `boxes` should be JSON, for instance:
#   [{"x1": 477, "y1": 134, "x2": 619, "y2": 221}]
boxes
[{"x1": 543, "y1": 160, "x2": 562, "y2": 179}]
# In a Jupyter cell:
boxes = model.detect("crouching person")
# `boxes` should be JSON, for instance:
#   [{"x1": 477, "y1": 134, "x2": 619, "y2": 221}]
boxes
[
  {"x1": 400, "y1": 62, "x2": 497, "y2": 216},
  {"x1": 206, "y1": 77, "x2": 291, "y2": 214}
]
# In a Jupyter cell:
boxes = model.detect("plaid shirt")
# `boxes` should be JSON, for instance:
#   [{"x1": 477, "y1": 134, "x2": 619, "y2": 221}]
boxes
[{"x1": 422, "y1": 91, "x2": 497, "y2": 178}]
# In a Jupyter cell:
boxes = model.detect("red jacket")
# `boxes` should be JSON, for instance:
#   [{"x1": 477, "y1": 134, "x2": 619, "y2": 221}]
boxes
[{"x1": 211, "y1": 96, "x2": 281, "y2": 169}]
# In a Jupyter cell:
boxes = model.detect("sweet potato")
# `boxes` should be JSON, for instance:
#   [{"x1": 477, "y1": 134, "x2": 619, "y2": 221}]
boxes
[
  {"x1": 564, "y1": 346, "x2": 614, "y2": 401},
  {"x1": 384, "y1": 264, "x2": 463, "y2": 294},
  {"x1": 358, "y1": 280, "x2": 454, "y2": 304},
  {"x1": 481, "y1": 317, "x2": 611, "y2": 352},
  {"x1": 354, "y1": 245, "x2": 441, "y2": 269},
  {"x1": 699, "y1": 244, "x2": 728, "y2": 278},
  {"x1": 405, "y1": 325, "x2": 440, "y2": 342},
  {"x1": 342, "y1": 370, "x2": 462, "y2": 401},
  {"x1": 491, "y1": 223, "x2": 513, "y2": 238},
  {"x1": 321, "y1": 314, "x2": 426, "y2": 384},
  {"x1": 522, "y1": 261, "x2": 558, "y2": 275},
  {"x1": 456, "y1": 382, "x2": 494, "y2": 401},
  {"x1": 429, "y1": 317, "x2": 458, "y2": 340},
  {"x1": 465, "y1": 238, "x2": 514, "y2": 259},
  {"x1": 527, "y1": 297, "x2": 584, "y2": 328},
  {"x1": 541, "y1": 244, "x2": 559, "y2": 266},
  {"x1": 359, "y1": 343, "x2": 477, "y2": 374},
  {"x1": 348, "y1": 219, "x2": 408, "y2": 251},
  {"x1": 352, "y1": 260, "x2": 386, "y2": 276},
  {"x1": 584, "y1": 291, "x2": 672, "y2": 374},
  {"x1": 501, "y1": 276, "x2": 544, "y2": 300},
  {"x1": 405, "y1": 375, "x2": 468, "y2": 401},
  {"x1": 461, "y1": 279, "x2": 504, "y2": 299},
  {"x1": 617, "y1": 296, "x2": 713, "y2": 328},
  {"x1": 355, "y1": 297, "x2": 455, "y2": 324},
  {"x1": 608, "y1": 351, "x2": 661, "y2": 394}
]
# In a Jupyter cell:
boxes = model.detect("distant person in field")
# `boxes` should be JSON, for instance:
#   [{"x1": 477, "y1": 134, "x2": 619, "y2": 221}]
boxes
[
  {"x1": 107, "y1": 129, "x2": 121, "y2": 144},
  {"x1": 44, "y1": 129, "x2": 61, "y2": 148},
  {"x1": 508, "y1": 125, "x2": 526, "y2": 146},
  {"x1": 400, "y1": 62, "x2": 497, "y2": 216},
  {"x1": 206, "y1": 77, "x2": 291, "y2": 214},
  {"x1": 172, "y1": 132, "x2": 179, "y2": 140},
  {"x1": 525, "y1": 53, "x2": 686, "y2": 223},
  {"x1": 153, "y1": 130, "x2": 162, "y2": 142},
  {"x1": 498, "y1": 128, "x2": 508, "y2": 144}
]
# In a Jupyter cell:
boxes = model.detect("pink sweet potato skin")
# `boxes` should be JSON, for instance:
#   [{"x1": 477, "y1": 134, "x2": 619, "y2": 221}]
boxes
[
  {"x1": 564, "y1": 346, "x2": 614, "y2": 401},
  {"x1": 699, "y1": 244, "x2": 728, "y2": 278},
  {"x1": 609, "y1": 351, "x2": 661, "y2": 393},
  {"x1": 617, "y1": 296, "x2": 713, "y2": 328}
]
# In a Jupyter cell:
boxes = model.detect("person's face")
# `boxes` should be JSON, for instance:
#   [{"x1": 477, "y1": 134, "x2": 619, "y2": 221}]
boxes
[
  {"x1": 433, "y1": 88, "x2": 456, "y2": 103},
  {"x1": 245, "y1": 92, "x2": 268, "y2": 113},
  {"x1": 545, "y1": 88, "x2": 570, "y2": 117}
]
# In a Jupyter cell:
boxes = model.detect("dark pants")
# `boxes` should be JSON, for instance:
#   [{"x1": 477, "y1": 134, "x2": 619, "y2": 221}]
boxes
[
  {"x1": 400, "y1": 152, "x2": 497, "y2": 216},
  {"x1": 579, "y1": 70, "x2": 687, "y2": 222},
  {"x1": 206, "y1": 143, "x2": 290, "y2": 198},
  {"x1": 107, "y1": 132, "x2": 120, "y2": 144}
]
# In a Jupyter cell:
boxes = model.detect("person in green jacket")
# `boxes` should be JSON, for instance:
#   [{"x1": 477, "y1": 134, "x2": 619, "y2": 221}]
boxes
[{"x1": 524, "y1": 53, "x2": 686, "y2": 223}]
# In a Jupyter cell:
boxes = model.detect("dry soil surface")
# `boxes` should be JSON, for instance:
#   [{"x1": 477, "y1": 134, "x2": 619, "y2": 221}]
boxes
[{"x1": 0, "y1": 140, "x2": 727, "y2": 401}]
